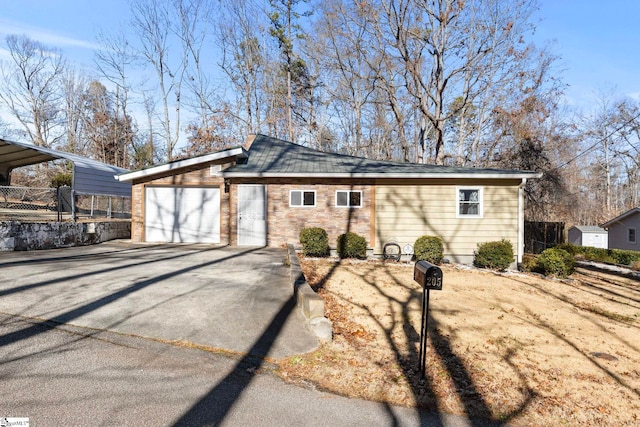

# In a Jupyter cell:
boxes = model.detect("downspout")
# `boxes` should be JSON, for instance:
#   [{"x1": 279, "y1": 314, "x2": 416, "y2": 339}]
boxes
[{"x1": 517, "y1": 178, "x2": 527, "y2": 265}]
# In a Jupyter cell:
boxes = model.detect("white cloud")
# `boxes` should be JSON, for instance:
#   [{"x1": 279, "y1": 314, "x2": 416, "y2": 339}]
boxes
[
  {"x1": 627, "y1": 92, "x2": 640, "y2": 101},
  {"x1": 0, "y1": 47, "x2": 12, "y2": 61},
  {"x1": 0, "y1": 18, "x2": 101, "y2": 51}
]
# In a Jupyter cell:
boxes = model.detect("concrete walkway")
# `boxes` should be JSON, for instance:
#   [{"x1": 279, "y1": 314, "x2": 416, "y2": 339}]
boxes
[{"x1": 0, "y1": 241, "x2": 318, "y2": 359}]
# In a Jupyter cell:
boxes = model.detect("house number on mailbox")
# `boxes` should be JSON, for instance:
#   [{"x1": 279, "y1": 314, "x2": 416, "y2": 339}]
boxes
[{"x1": 413, "y1": 260, "x2": 443, "y2": 378}]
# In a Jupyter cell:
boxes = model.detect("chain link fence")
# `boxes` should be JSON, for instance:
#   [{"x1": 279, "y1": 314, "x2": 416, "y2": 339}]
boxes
[
  {"x1": 75, "y1": 193, "x2": 131, "y2": 220},
  {"x1": 0, "y1": 185, "x2": 131, "y2": 221},
  {"x1": 0, "y1": 186, "x2": 61, "y2": 220}
]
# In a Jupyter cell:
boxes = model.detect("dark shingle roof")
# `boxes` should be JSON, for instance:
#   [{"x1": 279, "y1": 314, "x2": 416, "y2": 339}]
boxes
[{"x1": 224, "y1": 135, "x2": 541, "y2": 179}]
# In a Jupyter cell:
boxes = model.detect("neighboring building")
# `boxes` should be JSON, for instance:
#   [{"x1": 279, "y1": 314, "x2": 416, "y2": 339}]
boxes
[
  {"x1": 116, "y1": 134, "x2": 541, "y2": 265},
  {"x1": 0, "y1": 138, "x2": 131, "y2": 198},
  {"x1": 568, "y1": 225, "x2": 608, "y2": 249},
  {"x1": 600, "y1": 208, "x2": 640, "y2": 251}
]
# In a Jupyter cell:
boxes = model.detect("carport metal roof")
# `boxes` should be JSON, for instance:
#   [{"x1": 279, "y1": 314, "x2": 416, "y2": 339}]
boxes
[{"x1": 0, "y1": 138, "x2": 131, "y2": 197}]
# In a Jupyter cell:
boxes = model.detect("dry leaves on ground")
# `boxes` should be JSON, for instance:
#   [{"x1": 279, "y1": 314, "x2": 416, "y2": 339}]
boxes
[{"x1": 278, "y1": 258, "x2": 640, "y2": 426}]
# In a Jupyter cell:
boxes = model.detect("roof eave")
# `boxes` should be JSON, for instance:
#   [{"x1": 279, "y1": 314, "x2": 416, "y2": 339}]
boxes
[
  {"x1": 600, "y1": 207, "x2": 640, "y2": 228},
  {"x1": 222, "y1": 171, "x2": 542, "y2": 179},
  {"x1": 117, "y1": 147, "x2": 248, "y2": 182}
]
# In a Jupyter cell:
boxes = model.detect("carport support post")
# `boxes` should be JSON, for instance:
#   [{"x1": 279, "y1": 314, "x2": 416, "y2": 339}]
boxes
[
  {"x1": 72, "y1": 189, "x2": 77, "y2": 221},
  {"x1": 57, "y1": 186, "x2": 62, "y2": 221},
  {"x1": 419, "y1": 288, "x2": 431, "y2": 379}
]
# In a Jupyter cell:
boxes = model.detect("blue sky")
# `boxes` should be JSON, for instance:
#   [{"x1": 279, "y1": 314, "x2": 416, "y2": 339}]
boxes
[
  {"x1": 0, "y1": 0, "x2": 639, "y2": 113},
  {"x1": 533, "y1": 0, "x2": 640, "y2": 109}
]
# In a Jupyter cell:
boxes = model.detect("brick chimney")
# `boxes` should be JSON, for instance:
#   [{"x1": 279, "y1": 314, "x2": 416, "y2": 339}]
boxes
[{"x1": 244, "y1": 134, "x2": 257, "y2": 150}]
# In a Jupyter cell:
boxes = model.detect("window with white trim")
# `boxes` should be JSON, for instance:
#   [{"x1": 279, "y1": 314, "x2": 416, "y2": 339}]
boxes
[
  {"x1": 336, "y1": 190, "x2": 362, "y2": 208},
  {"x1": 290, "y1": 190, "x2": 316, "y2": 207},
  {"x1": 457, "y1": 187, "x2": 483, "y2": 217},
  {"x1": 628, "y1": 228, "x2": 636, "y2": 244}
]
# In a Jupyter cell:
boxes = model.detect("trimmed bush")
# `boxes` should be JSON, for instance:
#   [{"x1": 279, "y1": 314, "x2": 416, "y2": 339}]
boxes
[
  {"x1": 611, "y1": 249, "x2": 640, "y2": 266},
  {"x1": 520, "y1": 253, "x2": 541, "y2": 273},
  {"x1": 555, "y1": 243, "x2": 577, "y2": 255},
  {"x1": 474, "y1": 239, "x2": 514, "y2": 271},
  {"x1": 554, "y1": 243, "x2": 640, "y2": 266},
  {"x1": 538, "y1": 248, "x2": 574, "y2": 278},
  {"x1": 299, "y1": 227, "x2": 330, "y2": 257},
  {"x1": 414, "y1": 235, "x2": 444, "y2": 264},
  {"x1": 337, "y1": 232, "x2": 367, "y2": 259}
]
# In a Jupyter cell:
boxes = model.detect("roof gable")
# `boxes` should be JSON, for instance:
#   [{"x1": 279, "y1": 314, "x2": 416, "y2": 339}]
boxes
[
  {"x1": 117, "y1": 147, "x2": 247, "y2": 182},
  {"x1": 223, "y1": 134, "x2": 541, "y2": 179},
  {"x1": 600, "y1": 207, "x2": 640, "y2": 228}
]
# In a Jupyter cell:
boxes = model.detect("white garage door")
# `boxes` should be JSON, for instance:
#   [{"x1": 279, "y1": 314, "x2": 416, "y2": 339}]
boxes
[{"x1": 145, "y1": 186, "x2": 220, "y2": 243}]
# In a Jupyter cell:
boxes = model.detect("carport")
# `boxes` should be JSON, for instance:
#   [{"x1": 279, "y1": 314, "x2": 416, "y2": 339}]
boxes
[{"x1": 0, "y1": 138, "x2": 131, "y2": 218}]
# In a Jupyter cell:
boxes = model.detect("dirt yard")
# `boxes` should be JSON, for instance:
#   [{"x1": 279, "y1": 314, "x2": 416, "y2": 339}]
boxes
[{"x1": 278, "y1": 258, "x2": 640, "y2": 426}]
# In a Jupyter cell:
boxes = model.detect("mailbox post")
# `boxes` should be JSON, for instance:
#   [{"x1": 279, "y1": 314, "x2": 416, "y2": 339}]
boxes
[{"x1": 413, "y1": 260, "x2": 443, "y2": 379}]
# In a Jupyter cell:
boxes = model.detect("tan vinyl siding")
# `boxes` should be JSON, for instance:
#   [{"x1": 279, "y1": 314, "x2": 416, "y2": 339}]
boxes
[{"x1": 375, "y1": 179, "x2": 520, "y2": 263}]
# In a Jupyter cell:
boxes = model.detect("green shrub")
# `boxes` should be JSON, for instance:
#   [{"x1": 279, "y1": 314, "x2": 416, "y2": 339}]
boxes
[
  {"x1": 299, "y1": 227, "x2": 330, "y2": 257},
  {"x1": 337, "y1": 232, "x2": 367, "y2": 259},
  {"x1": 50, "y1": 172, "x2": 72, "y2": 188},
  {"x1": 610, "y1": 249, "x2": 640, "y2": 266},
  {"x1": 474, "y1": 239, "x2": 514, "y2": 271},
  {"x1": 414, "y1": 235, "x2": 444, "y2": 264},
  {"x1": 538, "y1": 248, "x2": 574, "y2": 278},
  {"x1": 520, "y1": 254, "x2": 541, "y2": 273},
  {"x1": 555, "y1": 243, "x2": 577, "y2": 255}
]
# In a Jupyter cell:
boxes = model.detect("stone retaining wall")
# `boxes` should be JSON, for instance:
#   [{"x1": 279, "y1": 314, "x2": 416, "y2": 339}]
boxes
[
  {"x1": 286, "y1": 244, "x2": 332, "y2": 342},
  {"x1": 0, "y1": 221, "x2": 131, "y2": 251}
]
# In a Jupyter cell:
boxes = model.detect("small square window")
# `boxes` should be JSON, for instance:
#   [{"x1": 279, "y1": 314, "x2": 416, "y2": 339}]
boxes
[
  {"x1": 628, "y1": 228, "x2": 636, "y2": 244},
  {"x1": 457, "y1": 187, "x2": 483, "y2": 218},
  {"x1": 290, "y1": 190, "x2": 315, "y2": 207},
  {"x1": 336, "y1": 190, "x2": 362, "y2": 208}
]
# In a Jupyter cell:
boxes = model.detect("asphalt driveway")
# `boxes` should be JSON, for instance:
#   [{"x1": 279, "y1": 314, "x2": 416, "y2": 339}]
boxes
[{"x1": 0, "y1": 240, "x2": 318, "y2": 359}]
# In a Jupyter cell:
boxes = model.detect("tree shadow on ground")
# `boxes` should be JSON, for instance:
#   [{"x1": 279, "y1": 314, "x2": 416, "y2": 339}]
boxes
[
  {"x1": 171, "y1": 296, "x2": 296, "y2": 425},
  {"x1": 304, "y1": 259, "x2": 534, "y2": 426}
]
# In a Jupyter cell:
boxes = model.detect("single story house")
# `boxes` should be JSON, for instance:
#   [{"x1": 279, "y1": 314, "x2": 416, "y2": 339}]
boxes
[
  {"x1": 600, "y1": 207, "x2": 640, "y2": 251},
  {"x1": 116, "y1": 134, "x2": 541, "y2": 264},
  {"x1": 567, "y1": 225, "x2": 608, "y2": 249}
]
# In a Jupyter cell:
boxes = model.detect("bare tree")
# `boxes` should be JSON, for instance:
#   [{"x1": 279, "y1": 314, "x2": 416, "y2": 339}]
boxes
[
  {"x1": 95, "y1": 28, "x2": 138, "y2": 155},
  {"x1": 60, "y1": 67, "x2": 90, "y2": 154},
  {"x1": 173, "y1": 0, "x2": 218, "y2": 130},
  {"x1": 216, "y1": 0, "x2": 267, "y2": 136},
  {"x1": 130, "y1": 0, "x2": 185, "y2": 160},
  {"x1": 0, "y1": 34, "x2": 66, "y2": 148}
]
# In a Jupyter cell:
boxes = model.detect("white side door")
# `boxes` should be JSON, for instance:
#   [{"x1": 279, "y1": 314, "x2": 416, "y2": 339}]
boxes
[{"x1": 237, "y1": 184, "x2": 266, "y2": 246}]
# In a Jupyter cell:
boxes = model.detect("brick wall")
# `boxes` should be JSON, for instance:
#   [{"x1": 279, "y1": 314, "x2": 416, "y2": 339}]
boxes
[{"x1": 230, "y1": 178, "x2": 375, "y2": 248}]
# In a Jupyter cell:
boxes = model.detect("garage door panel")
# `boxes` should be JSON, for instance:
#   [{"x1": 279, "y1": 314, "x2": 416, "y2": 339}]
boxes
[{"x1": 145, "y1": 187, "x2": 220, "y2": 243}]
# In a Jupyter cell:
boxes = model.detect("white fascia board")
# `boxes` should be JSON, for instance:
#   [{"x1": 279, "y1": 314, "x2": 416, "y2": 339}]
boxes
[
  {"x1": 116, "y1": 147, "x2": 247, "y2": 181},
  {"x1": 222, "y1": 171, "x2": 543, "y2": 180}
]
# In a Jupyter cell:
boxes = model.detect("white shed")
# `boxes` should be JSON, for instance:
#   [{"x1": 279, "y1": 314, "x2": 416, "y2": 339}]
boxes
[{"x1": 568, "y1": 225, "x2": 608, "y2": 249}]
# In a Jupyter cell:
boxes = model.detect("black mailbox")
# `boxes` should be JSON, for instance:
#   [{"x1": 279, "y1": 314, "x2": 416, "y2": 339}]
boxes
[{"x1": 414, "y1": 260, "x2": 443, "y2": 290}]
